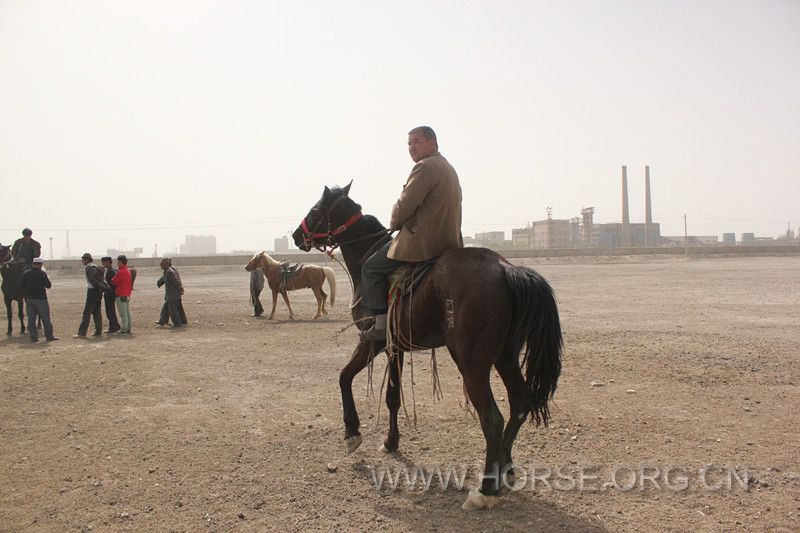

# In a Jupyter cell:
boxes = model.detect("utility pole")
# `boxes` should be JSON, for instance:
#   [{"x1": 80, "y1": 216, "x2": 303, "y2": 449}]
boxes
[
  {"x1": 49, "y1": 237, "x2": 54, "y2": 260},
  {"x1": 683, "y1": 213, "x2": 688, "y2": 257}
]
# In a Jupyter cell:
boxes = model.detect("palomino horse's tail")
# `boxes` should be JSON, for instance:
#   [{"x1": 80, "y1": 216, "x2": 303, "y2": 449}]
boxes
[
  {"x1": 322, "y1": 267, "x2": 336, "y2": 306},
  {"x1": 503, "y1": 265, "x2": 562, "y2": 426}
]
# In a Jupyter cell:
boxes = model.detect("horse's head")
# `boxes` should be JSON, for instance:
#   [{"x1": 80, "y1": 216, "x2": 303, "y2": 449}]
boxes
[
  {"x1": 245, "y1": 251, "x2": 265, "y2": 272},
  {"x1": 0, "y1": 244, "x2": 11, "y2": 264},
  {"x1": 292, "y1": 181, "x2": 361, "y2": 251}
]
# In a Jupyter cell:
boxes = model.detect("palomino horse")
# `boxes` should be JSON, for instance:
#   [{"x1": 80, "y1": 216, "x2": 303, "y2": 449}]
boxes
[
  {"x1": 244, "y1": 251, "x2": 336, "y2": 320},
  {"x1": 292, "y1": 183, "x2": 562, "y2": 510},
  {"x1": 0, "y1": 244, "x2": 26, "y2": 336}
]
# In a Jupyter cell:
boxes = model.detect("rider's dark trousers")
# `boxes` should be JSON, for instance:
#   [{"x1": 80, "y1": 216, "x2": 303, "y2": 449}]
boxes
[{"x1": 361, "y1": 240, "x2": 406, "y2": 313}]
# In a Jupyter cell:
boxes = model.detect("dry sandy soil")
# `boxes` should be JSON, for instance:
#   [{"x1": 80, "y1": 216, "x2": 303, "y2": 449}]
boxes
[{"x1": 1, "y1": 255, "x2": 798, "y2": 532}]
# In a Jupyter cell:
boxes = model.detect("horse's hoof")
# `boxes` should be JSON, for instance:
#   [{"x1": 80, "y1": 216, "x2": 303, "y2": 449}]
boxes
[
  {"x1": 344, "y1": 435, "x2": 362, "y2": 454},
  {"x1": 462, "y1": 488, "x2": 498, "y2": 511}
]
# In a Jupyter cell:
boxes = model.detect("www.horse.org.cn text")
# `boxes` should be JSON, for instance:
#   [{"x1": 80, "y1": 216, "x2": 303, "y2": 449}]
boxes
[{"x1": 365, "y1": 463, "x2": 751, "y2": 493}]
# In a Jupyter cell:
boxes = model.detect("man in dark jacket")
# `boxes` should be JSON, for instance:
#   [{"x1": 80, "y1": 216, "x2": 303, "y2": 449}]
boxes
[
  {"x1": 12, "y1": 228, "x2": 42, "y2": 269},
  {"x1": 101, "y1": 257, "x2": 121, "y2": 333},
  {"x1": 20, "y1": 257, "x2": 58, "y2": 342},
  {"x1": 74, "y1": 253, "x2": 108, "y2": 338},
  {"x1": 156, "y1": 258, "x2": 187, "y2": 327}
]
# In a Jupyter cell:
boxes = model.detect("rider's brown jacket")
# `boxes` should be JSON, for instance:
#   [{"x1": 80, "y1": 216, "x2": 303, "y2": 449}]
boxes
[{"x1": 388, "y1": 151, "x2": 463, "y2": 262}]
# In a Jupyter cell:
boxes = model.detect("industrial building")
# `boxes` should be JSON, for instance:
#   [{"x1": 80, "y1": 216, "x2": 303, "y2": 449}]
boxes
[{"x1": 512, "y1": 166, "x2": 662, "y2": 249}]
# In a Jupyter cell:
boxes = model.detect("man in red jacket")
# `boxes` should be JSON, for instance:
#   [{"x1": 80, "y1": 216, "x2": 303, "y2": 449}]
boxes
[{"x1": 111, "y1": 255, "x2": 133, "y2": 335}]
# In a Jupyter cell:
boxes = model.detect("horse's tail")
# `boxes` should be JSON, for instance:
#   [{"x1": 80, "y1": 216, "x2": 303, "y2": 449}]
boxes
[
  {"x1": 503, "y1": 264, "x2": 562, "y2": 427},
  {"x1": 323, "y1": 267, "x2": 336, "y2": 306}
]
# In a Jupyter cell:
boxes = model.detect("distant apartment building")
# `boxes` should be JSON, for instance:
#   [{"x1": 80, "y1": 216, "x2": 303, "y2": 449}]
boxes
[
  {"x1": 274, "y1": 235, "x2": 289, "y2": 253},
  {"x1": 722, "y1": 233, "x2": 736, "y2": 245},
  {"x1": 179, "y1": 235, "x2": 217, "y2": 256},
  {"x1": 474, "y1": 231, "x2": 505, "y2": 243}
]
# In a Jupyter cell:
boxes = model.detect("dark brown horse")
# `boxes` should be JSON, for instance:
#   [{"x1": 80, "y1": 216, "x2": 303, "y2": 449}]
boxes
[
  {"x1": 0, "y1": 244, "x2": 26, "y2": 336},
  {"x1": 292, "y1": 183, "x2": 562, "y2": 510}
]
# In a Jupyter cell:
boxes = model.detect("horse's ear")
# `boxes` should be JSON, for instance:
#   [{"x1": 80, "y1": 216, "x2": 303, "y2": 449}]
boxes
[
  {"x1": 323, "y1": 186, "x2": 331, "y2": 198},
  {"x1": 342, "y1": 180, "x2": 352, "y2": 196}
]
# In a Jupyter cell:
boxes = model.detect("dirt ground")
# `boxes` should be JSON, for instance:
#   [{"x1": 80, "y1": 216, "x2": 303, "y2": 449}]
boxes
[{"x1": 1, "y1": 255, "x2": 798, "y2": 532}]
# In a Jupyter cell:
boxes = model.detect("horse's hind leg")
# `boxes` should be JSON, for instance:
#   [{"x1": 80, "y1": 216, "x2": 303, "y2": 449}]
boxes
[
  {"x1": 18, "y1": 299, "x2": 25, "y2": 334},
  {"x1": 381, "y1": 350, "x2": 403, "y2": 452},
  {"x1": 320, "y1": 288, "x2": 328, "y2": 315},
  {"x1": 311, "y1": 286, "x2": 323, "y2": 319},
  {"x1": 494, "y1": 351, "x2": 529, "y2": 483},
  {"x1": 459, "y1": 365, "x2": 504, "y2": 510},
  {"x1": 340, "y1": 340, "x2": 381, "y2": 453}
]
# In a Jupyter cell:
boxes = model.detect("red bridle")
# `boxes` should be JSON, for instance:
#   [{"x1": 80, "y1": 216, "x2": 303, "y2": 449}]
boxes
[{"x1": 301, "y1": 211, "x2": 364, "y2": 245}]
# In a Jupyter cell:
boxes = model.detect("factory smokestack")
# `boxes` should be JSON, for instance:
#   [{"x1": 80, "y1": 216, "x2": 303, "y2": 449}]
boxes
[
  {"x1": 622, "y1": 165, "x2": 631, "y2": 247},
  {"x1": 645, "y1": 165, "x2": 652, "y2": 247}
]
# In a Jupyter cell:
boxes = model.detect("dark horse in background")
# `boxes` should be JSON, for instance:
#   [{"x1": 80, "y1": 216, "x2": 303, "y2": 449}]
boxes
[
  {"x1": 0, "y1": 244, "x2": 26, "y2": 336},
  {"x1": 292, "y1": 183, "x2": 562, "y2": 510}
]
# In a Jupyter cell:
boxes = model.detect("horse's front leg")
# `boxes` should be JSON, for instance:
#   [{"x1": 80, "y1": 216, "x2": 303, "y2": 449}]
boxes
[
  {"x1": 340, "y1": 340, "x2": 378, "y2": 454},
  {"x1": 268, "y1": 289, "x2": 278, "y2": 319},
  {"x1": 381, "y1": 349, "x2": 404, "y2": 453},
  {"x1": 5, "y1": 297, "x2": 12, "y2": 335},
  {"x1": 280, "y1": 290, "x2": 295, "y2": 320},
  {"x1": 18, "y1": 299, "x2": 25, "y2": 334}
]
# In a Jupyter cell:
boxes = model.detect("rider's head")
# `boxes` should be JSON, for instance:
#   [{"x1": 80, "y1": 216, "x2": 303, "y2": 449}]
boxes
[
  {"x1": 22, "y1": 228, "x2": 32, "y2": 241},
  {"x1": 81, "y1": 252, "x2": 93, "y2": 266},
  {"x1": 160, "y1": 258, "x2": 171, "y2": 270},
  {"x1": 408, "y1": 126, "x2": 438, "y2": 163},
  {"x1": 101, "y1": 256, "x2": 113, "y2": 268}
]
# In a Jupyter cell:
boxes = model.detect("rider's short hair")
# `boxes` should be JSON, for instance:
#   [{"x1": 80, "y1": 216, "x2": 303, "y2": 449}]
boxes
[
  {"x1": 408, "y1": 126, "x2": 437, "y2": 142},
  {"x1": 117, "y1": 255, "x2": 128, "y2": 264}
]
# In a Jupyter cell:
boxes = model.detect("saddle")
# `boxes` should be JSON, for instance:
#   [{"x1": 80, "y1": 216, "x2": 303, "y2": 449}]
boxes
[
  {"x1": 280, "y1": 262, "x2": 304, "y2": 284},
  {"x1": 387, "y1": 258, "x2": 437, "y2": 306}
]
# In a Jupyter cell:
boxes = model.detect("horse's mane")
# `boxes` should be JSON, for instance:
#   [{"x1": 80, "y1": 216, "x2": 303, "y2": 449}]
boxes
[
  {"x1": 327, "y1": 187, "x2": 386, "y2": 232},
  {"x1": 259, "y1": 251, "x2": 281, "y2": 267}
]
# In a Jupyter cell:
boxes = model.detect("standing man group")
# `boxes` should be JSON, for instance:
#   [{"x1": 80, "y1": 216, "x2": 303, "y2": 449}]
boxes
[
  {"x1": 20, "y1": 257, "x2": 58, "y2": 342},
  {"x1": 156, "y1": 258, "x2": 187, "y2": 327}
]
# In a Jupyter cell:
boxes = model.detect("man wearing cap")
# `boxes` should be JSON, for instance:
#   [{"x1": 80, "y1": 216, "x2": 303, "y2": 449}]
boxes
[
  {"x1": 12, "y1": 228, "x2": 42, "y2": 269},
  {"x1": 101, "y1": 257, "x2": 121, "y2": 334},
  {"x1": 20, "y1": 257, "x2": 58, "y2": 342},
  {"x1": 75, "y1": 253, "x2": 109, "y2": 338}
]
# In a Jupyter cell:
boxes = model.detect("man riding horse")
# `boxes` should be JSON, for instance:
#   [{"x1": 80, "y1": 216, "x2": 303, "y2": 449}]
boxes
[
  {"x1": 12, "y1": 228, "x2": 42, "y2": 269},
  {"x1": 360, "y1": 125, "x2": 463, "y2": 341}
]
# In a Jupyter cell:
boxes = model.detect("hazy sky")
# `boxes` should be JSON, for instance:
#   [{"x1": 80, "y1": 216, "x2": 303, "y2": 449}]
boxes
[{"x1": 1, "y1": 0, "x2": 798, "y2": 257}]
